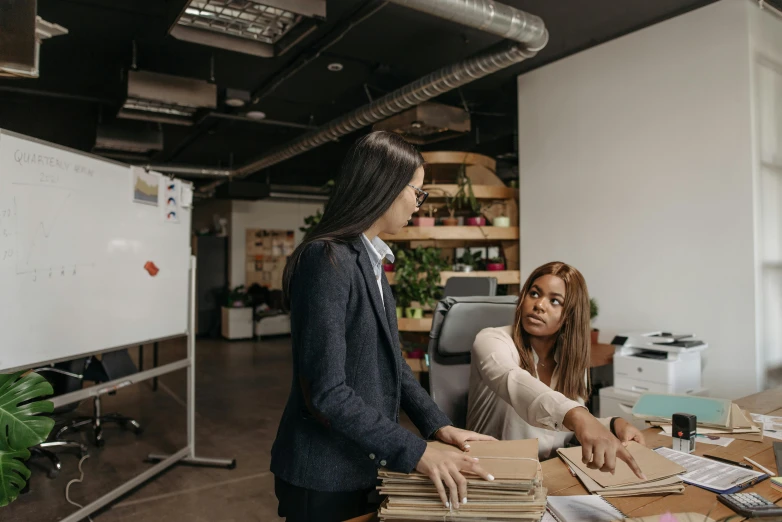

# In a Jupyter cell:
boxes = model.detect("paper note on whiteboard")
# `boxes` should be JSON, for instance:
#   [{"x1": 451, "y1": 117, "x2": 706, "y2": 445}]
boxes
[{"x1": 182, "y1": 184, "x2": 193, "y2": 208}]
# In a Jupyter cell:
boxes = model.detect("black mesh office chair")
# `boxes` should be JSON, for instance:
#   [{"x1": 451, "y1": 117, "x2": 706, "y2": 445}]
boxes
[
  {"x1": 28, "y1": 360, "x2": 90, "y2": 479},
  {"x1": 427, "y1": 296, "x2": 518, "y2": 428},
  {"x1": 55, "y1": 350, "x2": 143, "y2": 447}
]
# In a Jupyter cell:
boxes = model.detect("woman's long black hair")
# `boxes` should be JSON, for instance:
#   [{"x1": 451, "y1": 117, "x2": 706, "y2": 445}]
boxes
[{"x1": 282, "y1": 131, "x2": 424, "y2": 307}]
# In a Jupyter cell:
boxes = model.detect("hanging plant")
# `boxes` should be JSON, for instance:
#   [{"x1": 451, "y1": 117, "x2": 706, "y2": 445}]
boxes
[
  {"x1": 299, "y1": 179, "x2": 334, "y2": 237},
  {"x1": 0, "y1": 371, "x2": 55, "y2": 507}
]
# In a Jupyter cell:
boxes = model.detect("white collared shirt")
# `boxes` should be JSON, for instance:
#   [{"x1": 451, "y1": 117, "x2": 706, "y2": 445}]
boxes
[
  {"x1": 360, "y1": 233, "x2": 394, "y2": 309},
  {"x1": 467, "y1": 325, "x2": 611, "y2": 459}
]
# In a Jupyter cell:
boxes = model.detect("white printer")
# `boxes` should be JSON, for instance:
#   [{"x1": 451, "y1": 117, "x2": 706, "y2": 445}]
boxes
[{"x1": 611, "y1": 331, "x2": 708, "y2": 395}]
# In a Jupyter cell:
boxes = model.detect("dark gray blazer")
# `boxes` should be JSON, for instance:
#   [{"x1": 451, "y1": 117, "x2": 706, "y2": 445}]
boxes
[{"x1": 270, "y1": 237, "x2": 451, "y2": 492}]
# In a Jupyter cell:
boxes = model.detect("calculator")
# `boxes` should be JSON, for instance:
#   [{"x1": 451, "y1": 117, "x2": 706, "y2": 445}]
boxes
[{"x1": 717, "y1": 492, "x2": 782, "y2": 517}]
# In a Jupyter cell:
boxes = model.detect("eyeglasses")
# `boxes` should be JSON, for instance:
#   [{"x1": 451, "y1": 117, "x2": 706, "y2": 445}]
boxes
[{"x1": 408, "y1": 184, "x2": 429, "y2": 207}]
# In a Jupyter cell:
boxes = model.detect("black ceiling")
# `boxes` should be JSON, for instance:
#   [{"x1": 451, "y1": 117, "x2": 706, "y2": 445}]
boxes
[{"x1": 0, "y1": 0, "x2": 722, "y2": 189}]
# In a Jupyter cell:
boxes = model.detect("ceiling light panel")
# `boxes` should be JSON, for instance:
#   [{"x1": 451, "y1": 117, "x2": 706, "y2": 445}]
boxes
[{"x1": 178, "y1": 0, "x2": 304, "y2": 44}]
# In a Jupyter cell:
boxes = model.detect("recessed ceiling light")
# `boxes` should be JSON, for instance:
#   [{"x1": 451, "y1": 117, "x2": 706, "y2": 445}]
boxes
[
  {"x1": 246, "y1": 111, "x2": 266, "y2": 120},
  {"x1": 225, "y1": 97, "x2": 246, "y2": 107},
  {"x1": 327, "y1": 63, "x2": 343, "y2": 72}
]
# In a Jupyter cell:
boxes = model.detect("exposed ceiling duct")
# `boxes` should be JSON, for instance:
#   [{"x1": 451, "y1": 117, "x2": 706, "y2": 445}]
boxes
[
  {"x1": 385, "y1": 0, "x2": 548, "y2": 51},
  {"x1": 118, "y1": 69, "x2": 217, "y2": 126},
  {"x1": 372, "y1": 102, "x2": 471, "y2": 145},
  {"x1": 227, "y1": 44, "x2": 540, "y2": 180},
  {"x1": 170, "y1": 0, "x2": 326, "y2": 57},
  {"x1": 94, "y1": 121, "x2": 164, "y2": 158},
  {"x1": 182, "y1": 0, "x2": 547, "y2": 195}
]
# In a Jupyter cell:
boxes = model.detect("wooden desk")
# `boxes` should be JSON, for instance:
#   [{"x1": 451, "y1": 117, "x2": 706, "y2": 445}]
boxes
[
  {"x1": 346, "y1": 387, "x2": 782, "y2": 522},
  {"x1": 544, "y1": 388, "x2": 782, "y2": 521}
]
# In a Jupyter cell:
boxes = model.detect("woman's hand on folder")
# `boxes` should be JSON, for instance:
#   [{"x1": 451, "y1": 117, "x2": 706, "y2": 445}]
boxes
[
  {"x1": 564, "y1": 407, "x2": 647, "y2": 480},
  {"x1": 416, "y1": 445, "x2": 495, "y2": 510},
  {"x1": 613, "y1": 418, "x2": 645, "y2": 446},
  {"x1": 434, "y1": 425, "x2": 497, "y2": 451}
]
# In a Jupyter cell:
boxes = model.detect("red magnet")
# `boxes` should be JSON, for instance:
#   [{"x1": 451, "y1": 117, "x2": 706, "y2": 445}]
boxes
[{"x1": 144, "y1": 261, "x2": 159, "y2": 277}]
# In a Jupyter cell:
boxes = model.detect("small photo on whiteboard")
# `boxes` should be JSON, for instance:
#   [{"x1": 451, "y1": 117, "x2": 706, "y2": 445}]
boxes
[{"x1": 132, "y1": 168, "x2": 160, "y2": 206}]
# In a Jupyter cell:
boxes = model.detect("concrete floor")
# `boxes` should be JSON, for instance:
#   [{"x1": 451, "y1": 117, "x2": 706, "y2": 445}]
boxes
[{"x1": 3, "y1": 336, "x2": 418, "y2": 521}]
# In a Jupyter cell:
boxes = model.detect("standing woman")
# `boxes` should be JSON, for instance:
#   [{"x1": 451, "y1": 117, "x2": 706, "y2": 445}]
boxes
[{"x1": 271, "y1": 131, "x2": 495, "y2": 522}]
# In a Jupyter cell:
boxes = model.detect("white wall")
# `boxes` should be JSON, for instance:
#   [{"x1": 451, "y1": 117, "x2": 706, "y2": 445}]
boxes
[
  {"x1": 517, "y1": 0, "x2": 759, "y2": 398},
  {"x1": 230, "y1": 200, "x2": 323, "y2": 287},
  {"x1": 749, "y1": 5, "x2": 782, "y2": 383}
]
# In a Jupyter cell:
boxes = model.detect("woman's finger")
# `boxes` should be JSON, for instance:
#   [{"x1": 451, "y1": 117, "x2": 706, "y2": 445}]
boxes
[
  {"x1": 590, "y1": 442, "x2": 606, "y2": 471},
  {"x1": 431, "y1": 471, "x2": 449, "y2": 508},
  {"x1": 634, "y1": 431, "x2": 646, "y2": 445},
  {"x1": 449, "y1": 462, "x2": 468, "y2": 508},
  {"x1": 581, "y1": 442, "x2": 594, "y2": 467},
  {"x1": 618, "y1": 445, "x2": 646, "y2": 480},
  {"x1": 461, "y1": 457, "x2": 494, "y2": 482},
  {"x1": 441, "y1": 467, "x2": 460, "y2": 509}
]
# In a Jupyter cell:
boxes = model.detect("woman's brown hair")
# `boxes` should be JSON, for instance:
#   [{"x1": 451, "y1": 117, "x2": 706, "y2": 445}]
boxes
[{"x1": 512, "y1": 261, "x2": 591, "y2": 401}]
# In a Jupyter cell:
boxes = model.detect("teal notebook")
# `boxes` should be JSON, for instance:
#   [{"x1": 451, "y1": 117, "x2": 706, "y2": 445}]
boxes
[{"x1": 631, "y1": 394, "x2": 731, "y2": 426}]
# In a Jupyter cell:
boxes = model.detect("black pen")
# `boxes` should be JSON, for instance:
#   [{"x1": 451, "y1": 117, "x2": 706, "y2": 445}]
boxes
[{"x1": 704, "y1": 454, "x2": 753, "y2": 469}]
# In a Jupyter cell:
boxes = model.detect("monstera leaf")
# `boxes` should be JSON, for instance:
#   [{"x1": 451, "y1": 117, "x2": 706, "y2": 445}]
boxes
[
  {"x1": 0, "y1": 371, "x2": 55, "y2": 507},
  {"x1": 0, "y1": 371, "x2": 55, "y2": 449},
  {"x1": 0, "y1": 439, "x2": 31, "y2": 507}
]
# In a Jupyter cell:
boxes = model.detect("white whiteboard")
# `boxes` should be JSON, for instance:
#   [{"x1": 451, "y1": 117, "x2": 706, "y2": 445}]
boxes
[{"x1": 0, "y1": 130, "x2": 192, "y2": 372}]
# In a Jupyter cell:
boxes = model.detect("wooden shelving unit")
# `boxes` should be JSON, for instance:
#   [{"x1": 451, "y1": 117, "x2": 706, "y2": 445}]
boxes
[
  {"x1": 387, "y1": 152, "x2": 519, "y2": 373},
  {"x1": 387, "y1": 270, "x2": 521, "y2": 286},
  {"x1": 423, "y1": 184, "x2": 516, "y2": 200},
  {"x1": 396, "y1": 317, "x2": 433, "y2": 332},
  {"x1": 380, "y1": 226, "x2": 518, "y2": 242}
]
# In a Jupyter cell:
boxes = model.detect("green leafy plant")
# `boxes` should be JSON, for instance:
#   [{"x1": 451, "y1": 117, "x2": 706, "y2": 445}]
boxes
[
  {"x1": 299, "y1": 179, "x2": 334, "y2": 237},
  {"x1": 299, "y1": 209, "x2": 324, "y2": 236},
  {"x1": 0, "y1": 371, "x2": 55, "y2": 507},
  {"x1": 226, "y1": 285, "x2": 252, "y2": 307},
  {"x1": 590, "y1": 298, "x2": 599, "y2": 322},
  {"x1": 453, "y1": 164, "x2": 480, "y2": 216},
  {"x1": 427, "y1": 187, "x2": 456, "y2": 219},
  {"x1": 394, "y1": 247, "x2": 449, "y2": 312},
  {"x1": 456, "y1": 249, "x2": 482, "y2": 269}
]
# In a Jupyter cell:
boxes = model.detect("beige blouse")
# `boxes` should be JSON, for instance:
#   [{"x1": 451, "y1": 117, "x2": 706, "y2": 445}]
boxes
[{"x1": 466, "y1": 325, "x2": 611, "y2": 460}]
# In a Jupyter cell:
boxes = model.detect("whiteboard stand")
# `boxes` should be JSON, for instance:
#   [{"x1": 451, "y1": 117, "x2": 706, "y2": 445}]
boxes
[{"x1": 56, "y1": 256, "x2": 235, "y2": 522}]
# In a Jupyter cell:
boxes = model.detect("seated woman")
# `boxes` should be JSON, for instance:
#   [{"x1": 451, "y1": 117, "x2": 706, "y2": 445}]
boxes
[{"x1": 467, "y1": 261, "x2": 646, "y2": 478}]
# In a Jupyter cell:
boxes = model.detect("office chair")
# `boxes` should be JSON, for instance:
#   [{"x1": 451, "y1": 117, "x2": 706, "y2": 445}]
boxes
[
  {"x1": 55, "y1": 350, "x2": 143, "y2": 447},
  {"x1": 28, "y1": 361, "x2": 90, "y2": 479},
  {"x1": 443, "y1": 276, "x2": 497, "y2": 298},
  {"x1": 428, "y1": 296, "x2": 518, "y2": 428}
]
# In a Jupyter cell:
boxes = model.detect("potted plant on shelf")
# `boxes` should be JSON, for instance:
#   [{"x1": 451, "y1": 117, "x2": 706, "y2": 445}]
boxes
[
  {"x1": 0, "y1": 371, "x2": 55, "y2": 507},
  {"x1": 454, "y1": 249, "x2": 481, "y2": 272},
  {"x1": 485, "y1": 256, "x2": 506, "y2": 271},
  {"x1": 412, "y1": 204, "x2": 436, "y2": 227},
  {"x1": 394, "y1": 247, "x2": 448, "y2": 319},
  {"x1": 590, "y1": 298, "x2": 600, "y2": 344},
  {"x1": 454, "y1": 165, "x2": 485, "y2": 226},
  {"x1": 427, "y1": 187, "x2": 459, "y2": 226},
  {"x1": 482, "y1": 201, "x2": 510, "y2": 228}
]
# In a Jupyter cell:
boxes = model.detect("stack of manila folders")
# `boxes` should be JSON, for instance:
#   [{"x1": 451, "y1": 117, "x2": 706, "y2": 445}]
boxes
[
  {"x1": 556, "y1": 441, "x2": 687, "y2": 497},
  {"x1": 631, "y1": 394, "x2": 762, "y2": 442},
  {"x1": 377, "y1": 439, "x2": 546, "y2": 521}
]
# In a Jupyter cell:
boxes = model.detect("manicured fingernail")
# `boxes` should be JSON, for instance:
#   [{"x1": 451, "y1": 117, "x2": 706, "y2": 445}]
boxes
[
  {"x1": 473, "y1": 457, "x2": 480, "y2": 461},
  {"x1": 487, "y1": 474, "x2": 495, "y2": 481},
  {"x1": 642, "y1": 473, "x2": 648, "y2": 480},
  {"x1": 445, "y1": 501, "x2": 450, "y2": 508},
  {"x1": 462, "y1": 497, "x2": 468, "y2": 505},
  {"x1": 464, "y1": 444, "x2": 470, "y2": 448}
]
